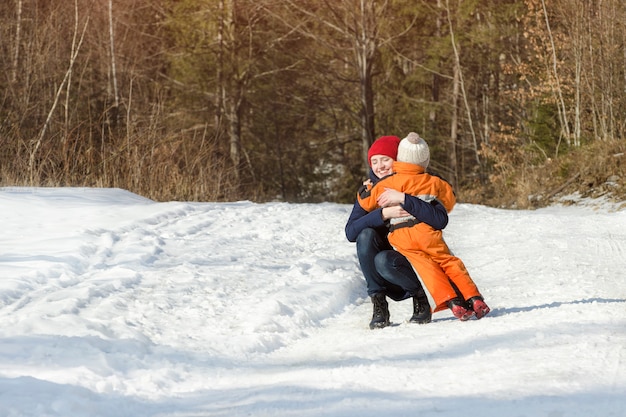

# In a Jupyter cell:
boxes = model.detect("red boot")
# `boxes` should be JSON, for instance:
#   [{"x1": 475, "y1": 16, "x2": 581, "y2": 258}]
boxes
[
  {"x1": 469, "y1": 297, "x2": 491, "y2": 319},
  {"x1": 448, "y1": 298, "x2": 474, "y2": 321}
]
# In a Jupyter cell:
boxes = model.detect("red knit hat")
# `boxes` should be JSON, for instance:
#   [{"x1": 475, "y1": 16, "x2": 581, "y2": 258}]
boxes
[{"x1": 367, "y1": 135, "x2": 401, "y2": 166}]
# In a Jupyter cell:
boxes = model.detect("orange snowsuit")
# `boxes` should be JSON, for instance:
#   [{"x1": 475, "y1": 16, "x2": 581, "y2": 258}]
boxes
[{"x1": 357, "y1": 161, "x2": 481, "y2": 312}]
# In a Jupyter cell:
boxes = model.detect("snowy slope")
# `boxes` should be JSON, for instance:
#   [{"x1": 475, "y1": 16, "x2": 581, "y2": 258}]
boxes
[{"x1": 0, "y1": 187, "x2": 624, "y2": 417}]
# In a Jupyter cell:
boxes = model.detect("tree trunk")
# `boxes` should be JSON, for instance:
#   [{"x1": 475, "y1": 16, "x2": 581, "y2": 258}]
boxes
[
  {"x1": 445, "y1": 0, "x2": 478, "y2": 168},
  {"x1": 430, "y1": 0, "x2": 443, "y2": 136},
  {"x1": 355, "y1": 0, "x2": 377, "y2": 170},
  {"x1": 12, "y1": 0, "x2": 23, "y2": 83},
  {"x1": 357, "y1": 39, "x2": 375, "y2": 168},
  {"x1": 450, "y1": 60, "x2": 460, "y2": 189},
  {"x1": 216, "y1": 0, "x2": 225, "y2": 132},
  {"x1": 108, "y1": 0, "x2": 120, "y2": 126},
  {"x1": 541, "y1": 0, "x2": 571, "y2": 148},
  {"x1": 223, "y1": 0, "x2": 242, "y2": 179}
]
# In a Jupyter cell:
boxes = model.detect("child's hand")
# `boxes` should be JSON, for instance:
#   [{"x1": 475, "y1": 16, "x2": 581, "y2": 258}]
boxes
[
  {"x1": 382, "y1": 206, "x2": 411, "y2": 220},
  {"x1": 378, "y1": 188, "x2": 405, "y2": 207}
]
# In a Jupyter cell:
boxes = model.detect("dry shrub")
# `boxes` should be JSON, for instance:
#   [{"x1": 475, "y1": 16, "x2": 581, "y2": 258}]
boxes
[
  {"x1": 550, "y1": 140, "x2": 626, "y2": 204},
  {"x1": 108, "y1": 130, "x2": 242, "y2": 202},
  {"x1": 460, "y1": 138, "x2": 626, "y2": 209}
]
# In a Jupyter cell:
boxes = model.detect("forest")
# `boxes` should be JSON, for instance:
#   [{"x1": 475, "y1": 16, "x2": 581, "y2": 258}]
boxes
[{"x1": 1, "y1": 0, "x2": 625, "y2": 208}]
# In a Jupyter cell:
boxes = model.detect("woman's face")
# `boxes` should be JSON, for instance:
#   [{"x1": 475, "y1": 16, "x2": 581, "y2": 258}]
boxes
[{"x1": 370, "y1": 154, "x2": 394, "y2": 178}]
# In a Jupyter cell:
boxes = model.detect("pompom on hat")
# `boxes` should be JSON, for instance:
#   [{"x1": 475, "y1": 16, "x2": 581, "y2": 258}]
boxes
[
  {"x1": 367, "y1": 135, "x2": 401, "y2": 166},
  {"x1": 397, "y1": 132, "x2": 430, "y2": 169}
]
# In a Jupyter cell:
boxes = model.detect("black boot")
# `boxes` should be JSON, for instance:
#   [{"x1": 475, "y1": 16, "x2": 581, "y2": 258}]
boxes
[
  {"x1": 409, "y1": 295, "x2": 432, "y2": 324},
  {"x1": 369, "y1": 292, "x2": 390, "y2": 329}
]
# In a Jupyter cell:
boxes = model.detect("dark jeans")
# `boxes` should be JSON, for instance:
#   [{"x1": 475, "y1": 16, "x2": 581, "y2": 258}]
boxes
[{"x1": 356, "y1": 228, "x2": 426, "y2": 301}]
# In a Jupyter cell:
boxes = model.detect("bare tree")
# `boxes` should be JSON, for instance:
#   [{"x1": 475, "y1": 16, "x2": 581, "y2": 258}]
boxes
[
  {"x1": 439, "y1": 0, "x2": 480, "y2": 187},
  {"x1": 541, "y1": 0, "x2": 571, "y2": 148},
  {"x1": 12, "y1": 0, "x2": 23, "y2": 83},
  {"x1": 449, "y1": 55, "x2": 460, "y2": 186},
  {"x1": 218, "y1": 0, "x2": 252, "y2": 181},
  {"x1": 30, "y1": 0, "x2": 89, "y2": 183},
  {"x1": 108, "y1": 0, "x2": 120, "y2": 123},
  {"x1": 269, "y1": 0, "x2": 394, "y2": 169}
]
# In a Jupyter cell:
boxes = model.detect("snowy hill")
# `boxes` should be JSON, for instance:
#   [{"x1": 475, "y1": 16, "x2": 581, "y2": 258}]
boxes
[{"x1": 0, "y1": 187, "x2": 625, "y2": 417}]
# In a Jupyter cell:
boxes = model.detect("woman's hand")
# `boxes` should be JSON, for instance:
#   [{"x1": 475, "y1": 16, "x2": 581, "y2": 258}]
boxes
[
  {"x1": 378, "y1": 188, "x2": 405, "y2": 208},
  {"x1": 381, "y1": 206, "x2": 411, "y2": 220}
]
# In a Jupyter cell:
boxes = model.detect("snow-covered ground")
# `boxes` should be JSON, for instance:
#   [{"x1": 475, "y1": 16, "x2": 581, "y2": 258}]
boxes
[{"x1": 0, "y1": 187, "x2": 624, "y2": 417}]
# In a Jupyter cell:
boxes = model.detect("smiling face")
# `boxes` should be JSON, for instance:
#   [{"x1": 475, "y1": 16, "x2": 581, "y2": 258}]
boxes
[{"x1": 370, "y1": 154, "x2": 394, "y2": 179}]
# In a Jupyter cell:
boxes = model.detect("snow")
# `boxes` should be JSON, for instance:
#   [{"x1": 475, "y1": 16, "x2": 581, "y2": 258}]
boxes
[{"x1": 0, "y1": 186, "x2": 625, "y2": 417}]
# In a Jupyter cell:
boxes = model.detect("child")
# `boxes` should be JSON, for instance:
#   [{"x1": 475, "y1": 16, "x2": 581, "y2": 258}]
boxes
[{"x1": 357, "y1": 132, "x2": 490, "y2": 320}]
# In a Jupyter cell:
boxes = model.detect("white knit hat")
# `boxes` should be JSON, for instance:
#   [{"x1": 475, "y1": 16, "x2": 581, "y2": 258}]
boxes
[{"x1": 397, "y1": 132, "x2": 430, "y2": 169}]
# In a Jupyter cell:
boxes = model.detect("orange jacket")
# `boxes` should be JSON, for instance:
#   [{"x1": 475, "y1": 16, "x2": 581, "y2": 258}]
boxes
[{"x1": 357, "y1": 162, "x2": 480, "y2": 310}]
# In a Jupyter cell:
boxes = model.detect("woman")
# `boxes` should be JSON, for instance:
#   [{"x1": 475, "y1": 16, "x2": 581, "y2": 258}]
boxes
[
  {"x1": 345, "y1": 135, "x2": 450, "y2": 329},
  {"x1": 357, "y1": 133, "x2": 491, "y2": 321}
]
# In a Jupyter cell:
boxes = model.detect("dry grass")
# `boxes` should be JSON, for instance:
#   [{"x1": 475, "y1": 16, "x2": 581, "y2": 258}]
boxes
[
  {"x1": 0, "y1": 129, "x2": 243, "y2": 202},
  {"x1": 3, "y1": 128, "x2": 625, "y2": 207}
]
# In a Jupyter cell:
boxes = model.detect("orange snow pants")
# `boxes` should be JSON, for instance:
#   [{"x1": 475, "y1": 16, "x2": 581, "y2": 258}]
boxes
[{"x1": 389, "y1": 222, "x2": 481, "y2": 311}]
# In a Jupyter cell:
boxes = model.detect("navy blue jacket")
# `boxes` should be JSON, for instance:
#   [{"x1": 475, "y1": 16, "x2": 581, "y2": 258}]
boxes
[{"x1": 345, "y1": 170, "x2": 449, "y2": 242}]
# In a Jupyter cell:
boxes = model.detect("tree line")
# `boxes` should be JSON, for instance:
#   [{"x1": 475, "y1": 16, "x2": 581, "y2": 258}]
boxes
[{"x1": 1, "y1": 0, "x2": 624, "y2": 204}]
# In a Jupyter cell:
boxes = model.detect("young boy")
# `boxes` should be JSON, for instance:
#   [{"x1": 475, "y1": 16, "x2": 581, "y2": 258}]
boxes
[{"x1": 357, "y1": 132, "x2": 490, "y2": 320}]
